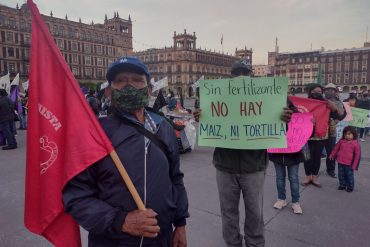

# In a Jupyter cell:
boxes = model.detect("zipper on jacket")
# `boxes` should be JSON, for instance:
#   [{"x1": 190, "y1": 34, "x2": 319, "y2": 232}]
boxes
[{"x1": 139, "y1": 145, "x2": 148, "y2": 247}]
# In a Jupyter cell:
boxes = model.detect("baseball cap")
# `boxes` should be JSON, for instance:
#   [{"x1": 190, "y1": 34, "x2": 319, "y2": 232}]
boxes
[{"x1": 106, "y1": 56, "x2": 150, "y2": 83}]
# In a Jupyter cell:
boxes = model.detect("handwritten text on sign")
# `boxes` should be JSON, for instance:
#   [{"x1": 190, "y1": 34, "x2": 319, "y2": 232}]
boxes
[
  {"x1": 198, "y1": 76, "x2": 288, "y2": 149},
  {"x1": 268, "y1": 113, "x2": 313, "y2": 153},
  {"x1": 349, "y1": 107, "x2": 369, "y2": 128}
]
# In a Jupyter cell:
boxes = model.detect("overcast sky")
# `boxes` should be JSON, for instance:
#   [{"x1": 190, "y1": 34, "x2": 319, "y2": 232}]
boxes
[{"x1": 3, "y1": 0, "x2": 370, "y2": 64}]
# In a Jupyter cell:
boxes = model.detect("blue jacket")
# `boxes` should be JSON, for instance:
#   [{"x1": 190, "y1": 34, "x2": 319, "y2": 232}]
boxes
[{"x1": 62, "y1": 110, "x2": 189, "y2": 246}]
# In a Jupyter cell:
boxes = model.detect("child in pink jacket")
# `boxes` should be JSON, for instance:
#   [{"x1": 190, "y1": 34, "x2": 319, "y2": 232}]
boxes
[{"x1": 330, "y1": 126, "x2": 361, "y2": 192}]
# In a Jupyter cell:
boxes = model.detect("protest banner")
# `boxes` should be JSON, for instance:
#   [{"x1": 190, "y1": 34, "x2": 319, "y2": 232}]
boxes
[
  {"x1": 349, "y1": 107, "x2": 369, "y2": 128},
  {"x1": 342, "y1": 102, "x2": 353, "y2": 121},
  {"x1": 268, "y1": 113, "x2": 313, "y2": 153},
  {"x1": 336, "y1": 121, "x2": 349, "y2": 143},
  {"x1": 289, "y1": 96, "x2": 330, "y2": 137},
  {"x1": 198, "y1": 76, "x2": 288, "y2": 149}
]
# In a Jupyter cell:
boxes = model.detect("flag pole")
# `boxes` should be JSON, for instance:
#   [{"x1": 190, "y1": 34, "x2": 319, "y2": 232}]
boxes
[{"x1": 110, "y1": 150, "x2": 146, "y2": 210}]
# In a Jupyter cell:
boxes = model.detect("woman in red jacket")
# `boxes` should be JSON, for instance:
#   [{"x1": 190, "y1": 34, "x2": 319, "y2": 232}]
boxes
[{"x1": 330, "y1": 126, "x2": 361, "y2": 192}]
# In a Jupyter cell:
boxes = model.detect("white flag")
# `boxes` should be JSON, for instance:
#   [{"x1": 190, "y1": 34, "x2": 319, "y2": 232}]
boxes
[
  {"x1": 100, "y1": 81, "x2": 109, "y2": 90},
  {"x1": 191, "y1": 75, "x2": 204, "y2": 90},
  {"x1": 10, "y1": 73, "x2": 19, "y2": 86},
  {"x1": 152, "y1": 77, "x2": 168, "y2": 92},
  {"x1": 0, "y1": 72, "x2": 11, "y2": 94},
  {"x1": 22, "y1": 80, "x2": 29, "y2": 91}
]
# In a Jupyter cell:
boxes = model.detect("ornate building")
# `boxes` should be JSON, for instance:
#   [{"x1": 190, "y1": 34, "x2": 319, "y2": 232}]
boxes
[
  {"x1": 134, "y1": 30, "x2": 252, "y2": 97},
  {"x1": 270, "y1": 43, "x2": 370, "y2": 93},
  {"x1": 0, "y1": 3, "x2": 133, "y2": 84}
]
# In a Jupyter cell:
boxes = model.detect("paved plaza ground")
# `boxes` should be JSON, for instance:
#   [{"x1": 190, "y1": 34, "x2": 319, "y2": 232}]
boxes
[{"x1": 1, "y1": 126, "x2": 370, "y2": 246}]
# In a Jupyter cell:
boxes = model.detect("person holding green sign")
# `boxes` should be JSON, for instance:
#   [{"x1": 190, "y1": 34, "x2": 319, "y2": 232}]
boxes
[{"x1": 193, "y1": 60, "x2": 292, "y2": 247}]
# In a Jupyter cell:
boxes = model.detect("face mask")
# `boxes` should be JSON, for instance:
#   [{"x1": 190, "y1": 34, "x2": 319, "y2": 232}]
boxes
[
  {"x1": 325, "y1": 91, "x2": 335, "y2": 99},
  {"x1": 309, "y1": 92, "x2": 323, "y2": 100},
  {"x1": 111, "y1": 86, "x2": 149, "y2": 112}
]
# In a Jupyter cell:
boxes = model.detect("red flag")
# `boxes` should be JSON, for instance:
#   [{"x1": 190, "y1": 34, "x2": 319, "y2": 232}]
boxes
[
  {"x1": 289, "y1": 96, "x2": 330, "y2": 137},
  {"x1": 24, "y1": 1, "x2": 114, "y2": 246}
]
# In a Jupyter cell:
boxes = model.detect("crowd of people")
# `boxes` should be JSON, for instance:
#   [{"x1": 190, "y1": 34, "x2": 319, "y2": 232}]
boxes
[
  {"x1": 1, "y1": 56, "x2": 366, "y2": 247},
  {"x1": 0, "y1": 88, "x2": 28, "y2": 150}
]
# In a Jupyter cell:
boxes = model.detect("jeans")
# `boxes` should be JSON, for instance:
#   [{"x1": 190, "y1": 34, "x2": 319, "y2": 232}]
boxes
[
  {"x1": 325, "y1": 137, "x2": 336, "y2": 174},
  {"x1": 216, "y1": 169, "x2": 265, "y2": 247},
  {"x1": 338, "y1": 163, "x2": 355, "y2": 190},
  {"x1": 0, "y1": 120, "x2": 17, "y2": 147},
  {"x1": 19, "y1": 113, "x2": 27, "y2": 129},
  {"x1": 274, "y1": 163, "x2": 300, "y2": 203}
]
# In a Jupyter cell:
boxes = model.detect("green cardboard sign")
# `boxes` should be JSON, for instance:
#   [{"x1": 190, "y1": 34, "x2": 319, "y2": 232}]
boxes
[
  {"x1": 349, "y1": 107, "x2": 369, "y2": 128},
  {"x1": 198, "y1": 76, "x2": 288, "y2": 149}
]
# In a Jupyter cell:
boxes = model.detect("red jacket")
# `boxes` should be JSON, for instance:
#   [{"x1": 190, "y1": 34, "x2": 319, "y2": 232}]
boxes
[{"x1": 330, "y1": 139, "x2": 361, "y2": 170}]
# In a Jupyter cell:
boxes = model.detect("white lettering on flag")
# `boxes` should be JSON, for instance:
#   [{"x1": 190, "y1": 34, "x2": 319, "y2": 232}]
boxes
[{"x1": 38, "y1": 103, "x2": 62, "y2": 131}]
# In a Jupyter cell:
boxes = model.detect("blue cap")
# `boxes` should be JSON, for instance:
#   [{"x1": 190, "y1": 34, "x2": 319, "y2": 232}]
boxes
[{"x1": 106, "y1": 56, "x2": 150, "y2": 83}]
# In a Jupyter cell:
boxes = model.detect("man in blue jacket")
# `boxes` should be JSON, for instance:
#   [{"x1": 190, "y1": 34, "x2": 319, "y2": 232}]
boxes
[{"x1": 63, "y1": 57, "x2": 189, "y2": 247}]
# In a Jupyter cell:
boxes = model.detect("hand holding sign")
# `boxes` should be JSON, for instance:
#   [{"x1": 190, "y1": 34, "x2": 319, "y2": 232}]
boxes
[{"x1": 268, "y1": 113, "x2": 313, "y2": 153}]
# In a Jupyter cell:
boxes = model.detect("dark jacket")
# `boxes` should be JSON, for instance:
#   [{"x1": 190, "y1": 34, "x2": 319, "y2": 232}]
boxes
[
  {"x1": 0, "y1": 96, "x2": 14, "y2": 123},
  {"x1": 62, "y1": 110, "x2": 189, "y2": 246},
  {"x1": 213, "y1": 148, "x2": 268, "y2": 174}
]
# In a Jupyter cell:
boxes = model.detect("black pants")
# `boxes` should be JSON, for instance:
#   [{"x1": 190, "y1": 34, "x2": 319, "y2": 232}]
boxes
[
  {"x1": 357, "y1": 128, "x2": 365, "y2": 138},
  {"x1": 304, "y1": 140, "x2": 325, "y2": 176},
  {"x1": 325, "y1": 137, "x2": 336, "y2": 174}
]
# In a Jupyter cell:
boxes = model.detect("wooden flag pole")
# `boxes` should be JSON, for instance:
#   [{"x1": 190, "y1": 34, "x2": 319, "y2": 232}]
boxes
[{"x1": 110, "y1": 150, "x2": 146, "y2": 210}]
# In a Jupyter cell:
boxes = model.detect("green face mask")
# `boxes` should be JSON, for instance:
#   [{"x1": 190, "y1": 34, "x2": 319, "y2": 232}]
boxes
[{"x1": 111, "y1": 86, "x2": 149, "y2": 112}]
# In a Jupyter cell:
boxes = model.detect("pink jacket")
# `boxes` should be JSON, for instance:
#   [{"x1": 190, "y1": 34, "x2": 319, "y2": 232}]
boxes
[{"x1": 330, "y1": 139, "x2": 361, "y2": 170}]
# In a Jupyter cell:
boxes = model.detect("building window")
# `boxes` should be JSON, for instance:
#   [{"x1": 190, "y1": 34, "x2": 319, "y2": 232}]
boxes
[
  {"x1": 336, "y1": 61, "x2": 341, "y2": 72},
  {"x1": 68, "y1": 27, "x2": 74, "y2": 38},
  {"x1": 97, "y1": 68, "x2": 103, "y2": 77},
  {"x1": 25, "y1": 49, "x2": 30, "y2": 59},
  {"x1": 108, "y1": 47, "x2": 113, "y2": 55},
  {"x1": 328, "y1": 63, "x2": 333, "y2": 72},
  {"x1": 72, "y1": 67, "x2": 79, "y2": 75},
  {"x1": 97, "y1": 45, "x2": 102, "y2": 54},
  {"x1": 72, "y1": 54, "x2": 78, "y2": 64},
  {"x1": 20, "y1": 19, "x2": 26, "y2": 30},
  {"x1": 84, "y1": 43, "x2": 90, "y2": 53},
  {"x1": 59, "y1": 26, "x2": 65, "y2": 36},
  {"x1": 85, "y1": 67, "x2": 92, "y2": 76},
  {"x1": 7, "y1": 32, "x2": 14, "y2": 42},
  {"x1": 72, "y1": 42, "x2": 78, "y2": 51},
  {"x1": 57, "y1": 39, "x2": 64, "y2": 49},
  {"x1": 85, "y1": 56, "x2": 91, "y2": 65},
  {"x1": 9, "y1": 63, "x2": 15, "y2": 72},
  {"x1": 353, "y1": 61, "x2": 358, "y2": 71},
  {"x1": 97, "y1": 57, "x2": 103, "y2": 66},
  {"x1": 9, "y1": 18, "x2": 16, "y2": 28},
  {"x1": 7, "y1": 47, "x2": 14, "y2": 57},
  {"x1": 345, "y1": 62, "x2": 350, "y2": 72}
]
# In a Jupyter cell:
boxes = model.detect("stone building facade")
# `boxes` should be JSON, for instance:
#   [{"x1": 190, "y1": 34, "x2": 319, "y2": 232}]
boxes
[
  {"x1": 270, "y1": 43, "x2": 370, "y2": 93},
  {"x1": 0, "y1": 3, "x2": 132, "y2": 84},
  {"x1": 134, "y1": 30, "x2": 252, "y2": 97}
]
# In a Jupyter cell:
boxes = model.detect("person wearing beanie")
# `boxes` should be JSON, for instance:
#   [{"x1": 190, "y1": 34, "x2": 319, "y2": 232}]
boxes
[{"x1": 63, "y1": 56, "x2": 189, "y2": 247}]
